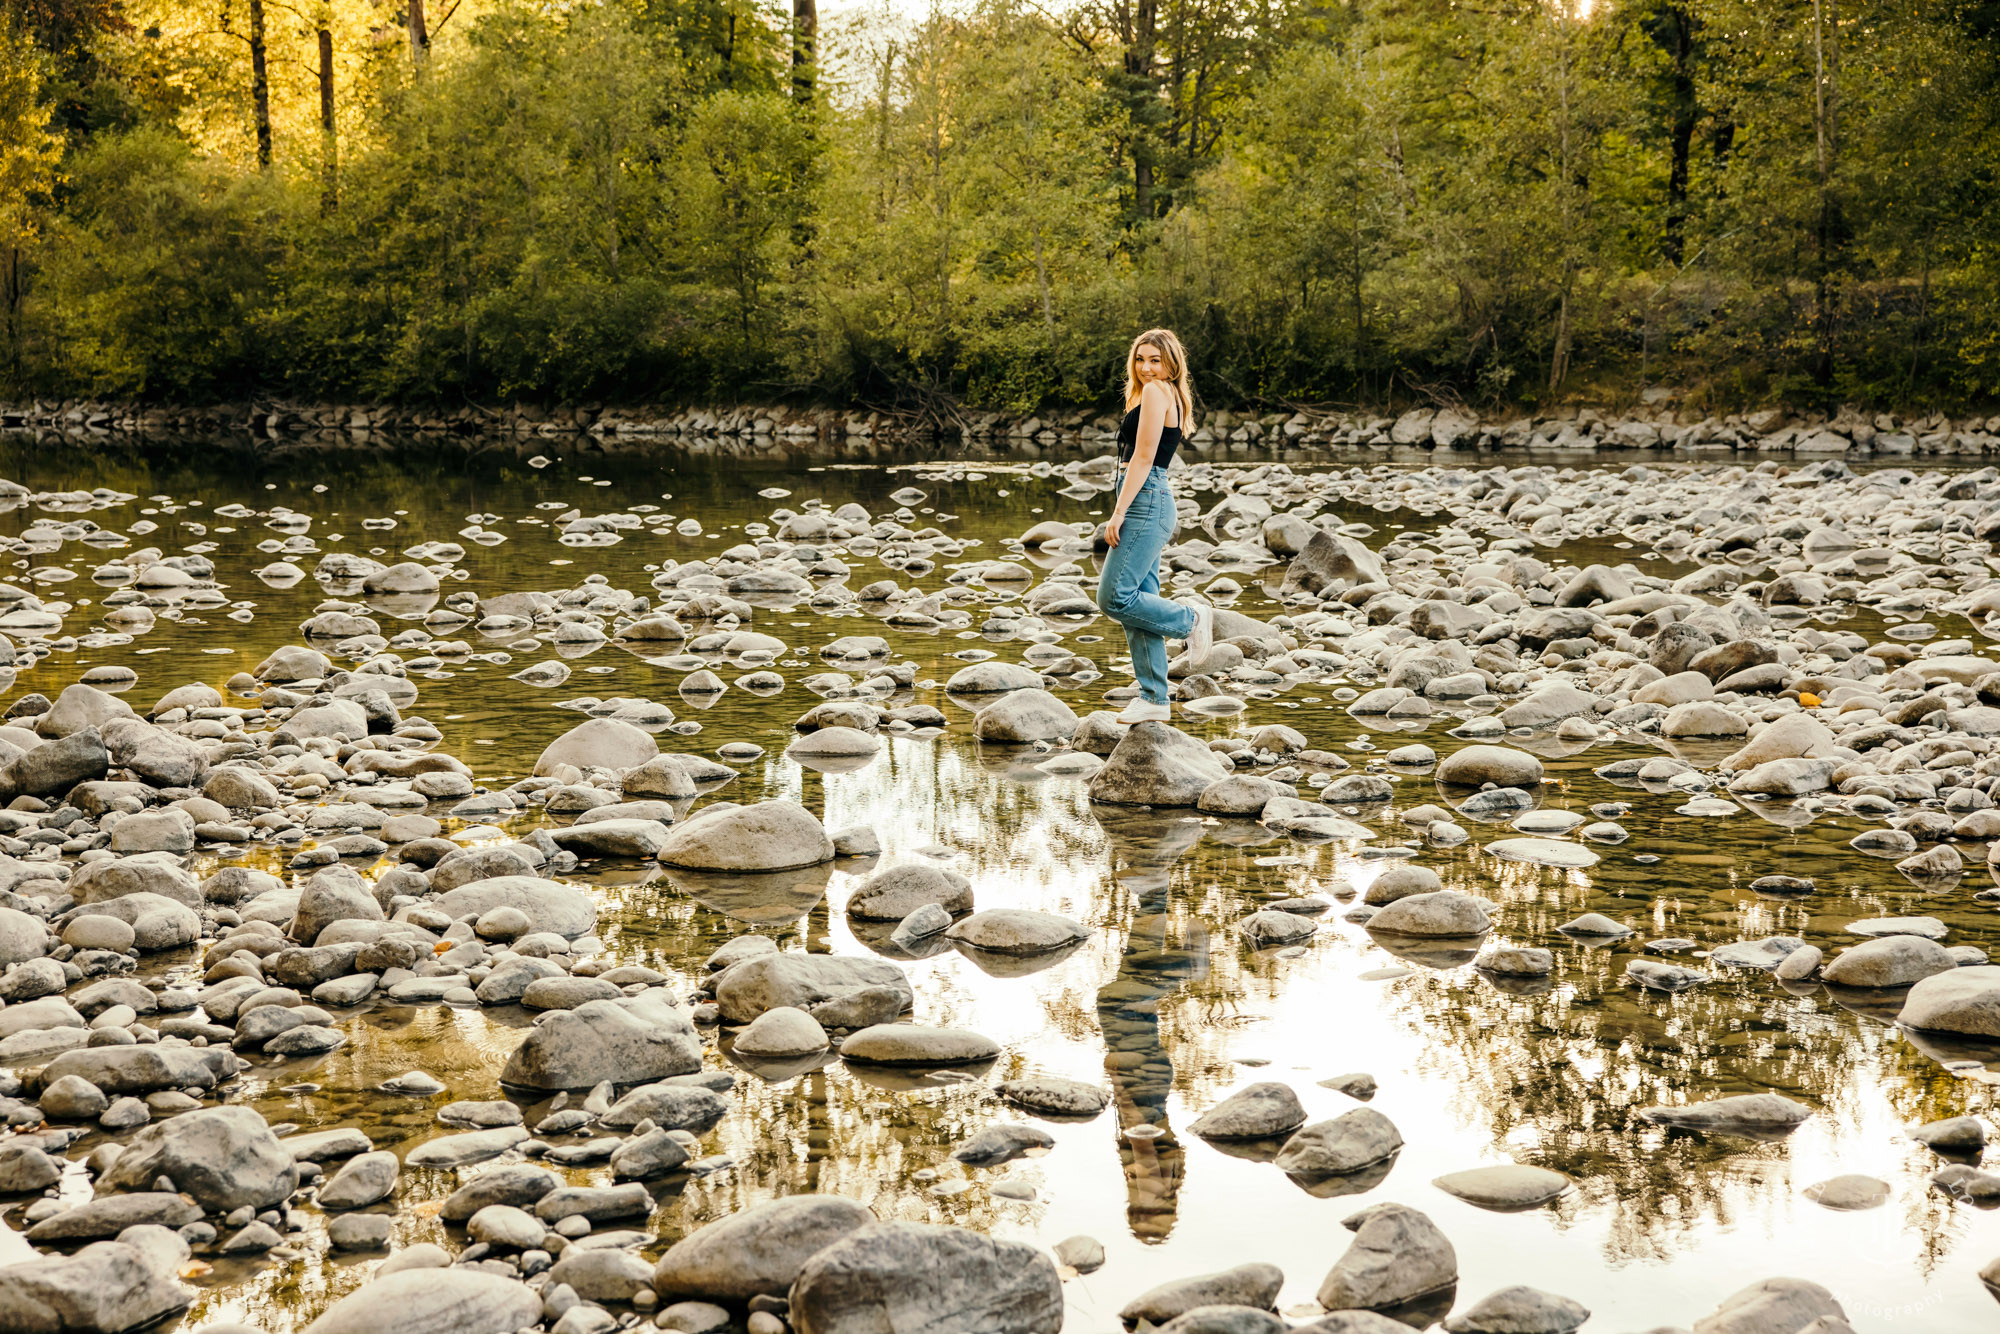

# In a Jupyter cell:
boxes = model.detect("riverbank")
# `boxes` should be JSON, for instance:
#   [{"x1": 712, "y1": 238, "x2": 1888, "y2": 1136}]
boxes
[{"x1": 8, "y1": 397, "x2": 2000, "y2": 458}]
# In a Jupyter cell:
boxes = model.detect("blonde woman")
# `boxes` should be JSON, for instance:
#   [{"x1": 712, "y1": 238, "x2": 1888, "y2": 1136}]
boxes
[{"x1": 1099, "y1": 329, "x2": 1213, "y2": 724}]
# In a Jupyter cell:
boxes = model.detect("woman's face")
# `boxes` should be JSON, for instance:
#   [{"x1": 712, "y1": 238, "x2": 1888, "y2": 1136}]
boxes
[{"x1": 1134, "y1": 343, "x2": 1169, "y2": 383}]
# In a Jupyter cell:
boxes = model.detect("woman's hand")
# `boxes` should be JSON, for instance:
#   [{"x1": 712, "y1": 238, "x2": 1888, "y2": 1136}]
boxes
[{"x1": 1104, "y1": 512, "x2": 1123, "y2": 548}]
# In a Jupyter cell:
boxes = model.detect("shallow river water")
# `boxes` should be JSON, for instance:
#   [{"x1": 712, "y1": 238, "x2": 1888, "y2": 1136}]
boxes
[{"x1": 1, "y1": 432, "x2": 1997, "y2": 1333}]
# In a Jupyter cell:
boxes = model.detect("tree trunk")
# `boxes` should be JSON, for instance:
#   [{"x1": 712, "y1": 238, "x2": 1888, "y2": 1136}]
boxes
[
  {"x1": 408, "y1": 0, "x2": 429, "y2": 70},
  {"x1": 1662, "y1": 5, "x2": 1696, "y2": 265},
  {"x1": 1125, "y1": 0, "x2": 1157, "y2": 218},
  {"x1": 1032, "y1": 228, "x2": 1054, "y2": 336},
  {"x1": 317, "y1": 29, "x2": 337, "y2": 213},
  {"x1": 248, "y1": 0, "x2": 271, "y2": 169},
  {"x1": 3, "y1": 245, "x2": 19, "y2": 381},
  {"x1": 791, "y1": 0, "x2": 817, "y2": 106},
  {"x1": 1811, "y1": 0, "x2": 1839, "y2": 390}
]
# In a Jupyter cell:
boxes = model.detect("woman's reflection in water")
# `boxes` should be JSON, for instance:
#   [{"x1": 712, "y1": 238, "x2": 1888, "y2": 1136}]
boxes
[{"x1": 1094, "y1": 809, "x2": 1209, "y2": 1242}]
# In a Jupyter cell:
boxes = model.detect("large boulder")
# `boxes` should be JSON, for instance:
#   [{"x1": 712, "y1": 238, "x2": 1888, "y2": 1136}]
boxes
[
  {"x1": 1, "y1": 727, "x2": 110, "y2": 799},
  {"x1": 1898, "y1": 966, "x2": 2000, "y2": 1038},
  {"x1": 1365, "y1": 890, "x2": 1492, "y2": 937},
  {"x1": 532, "y1": 717, "x2": 658, "y2": 777},
  {"x1": 36, "y1": 684, "x2": 135, "y2": 738},
  {"x1": 499, "y1": 992, "x2": 703, "y2": 1090},
  {"x1": 788, "y1": 1221, "x2": 1063, "y2": 1334},
  {"x1": 1317, "y1": 1203, "x2": 1457, "y2": 1311},
  {"x1": 431, "y1": 877, "x2": 597, "y2": 939},
  {"x1": 1088, "y1": 722, "x2": 1232, "y2": 807},
  {"x1": 1821, "y1": 936, "x2": 1956, "y2": 988},
  {"x1": 0, "y1": 1238, "x2": 191, "y2": 1334},
  {"x1": 972, "y1": 689, "x2": 1079, "y2": 744},
  {"x1": 99, "y1": 1106, "x2": 297, "y2": 1212},
  {"x1": 712, "y1": 953, "x2": 912, "y2": 1024},
  {"x1": 38, "y1": 1047, "x2": 234, "y2": 1096},
  {"x1": 1719, "y1": 714, "x2": 1837, "y2": 772},
  {"x1": 657, "y1": 801, "x2": 834, "y2": 873},
  {"x1": 1435, "y1": 746, "x2": 1542, "y2": 788},
  {"x1": 99, "y1": 717, "x2": 209, "y2": 788},
  {"x1": 291, "y1": 866, "x2": 384, "y2": 944},
  {"x1": 944, "y1": 661, "x2": 1046, "y2": 694},
  {"x1": 653, "y1": 1195, "x2": 875, "y2": 1301},
  {"x1": 0, "y1": 906, "x2": 45, "y2": 966},
  {"x1": 1279, "y1": 530, "x2": 1384, "y2": 597},
  {"x1": 302, "y1": 1268, "x2": 542, "y2": 1334}
]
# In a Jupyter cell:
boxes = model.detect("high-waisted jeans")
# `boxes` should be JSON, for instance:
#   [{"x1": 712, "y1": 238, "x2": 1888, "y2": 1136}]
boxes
[{"x1": 1098, "y1": 469, "x2": 1196, "y2": 705}]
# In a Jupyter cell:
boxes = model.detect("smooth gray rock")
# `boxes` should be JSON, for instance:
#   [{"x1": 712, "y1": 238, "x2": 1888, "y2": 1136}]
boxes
[
  {"x1": 1442, "y1": 1286, "x2": 1590, "y2": 1334},
  {"x1": 1120, "y1": 1263, "x2": 1284, "y2": 1324},
  {"x1": 1431, "y1": 1164, "x2": 1571, "y2": 1209},
  {"x1": 1316, "y1": 1202, "x2": 1457, "y2": 1312},
  {"x1": 1272, "y1": 1109, "x2": 1402, "y2": 1175},
  {"x1": 500, "y1": 993, "x2": 703, "y2": 1090},
  {"x1": 652, "y1": 1195, "x2": 875, "y2": 1300},
  {"x1": 432, "y1": 877, "x2": 597, "y2": 940},
  {"x1": 1821, "y1": 936, "x2": 1956, "y2": 988},
  {"x1": 1364, "y1": 891, "x2": 1491, "y2": 938},
  {"x1": 599, "y1": 1083, "x2": 729, "y2": 1133},
  {"x1": 0, "y1": 1238, "x2": 191, "y2": 1333},
  {"x1": 1638, "y1": 1094, "x2": 1813, "y2": 1134},
  {"x1": 99, "y1": 1106, "x2": 297, "y2": 1212},
  {"x1": 1688, "y1": 1277, "x2": 1846, "y2": 1334},
  {"x1": 302, "y1": 1268, "x2": 542, "y2": 1334},
  {"x1": 549, "y1": 1247, "x2": 655, "y2": 1302},
  {"x1": 656, "y1": 800, "x2": 833, "y2": 872},
  {"x1": 317, "y1": 1151, "x2": 399, "y2": 1209},
  {"x1": 713, "y1": 953, "x2": 912, "y2": 1024},
  {"x1": 1190, "y1": 1083, "x2": 1307, "y2": 1140},
  {"x1": 1898, "y1": 966, "x2": 2000, "y2": 1038},
  {"x1": 846, "y1": 863, "x2": 973, "y2": 921},
  {"x1": 838, "y1": 1024, "x2": 1000, "y2": 1065},
  {"x1": 944, "y1": 909, "x2": 1086, "y2": 955},
  {"x1": 439, "y1": 1165, "x2": 562, "y2": 1222},
  {"x1": 789, "y1": 1220, "x2": 1062, "y2": 1334},
  {"x1": 997, "y1": 1077, "x2": 1111, "y2": 1117},
  {"x1": 1088, "y1": 722, "x2": 1232, "y2": 807}
]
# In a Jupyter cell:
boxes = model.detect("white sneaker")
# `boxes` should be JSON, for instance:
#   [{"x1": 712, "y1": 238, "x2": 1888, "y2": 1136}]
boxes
[
  {"x1": 1115, "y1": 698, "x2": 1172, "y2": 725},
  {"x1": 1179, "y1": 598, "x2": 1214, "y2": 668}
]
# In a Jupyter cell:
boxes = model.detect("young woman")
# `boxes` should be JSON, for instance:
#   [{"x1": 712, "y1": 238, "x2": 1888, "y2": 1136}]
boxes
[{"x1": 1098, "y1": 329, "x2": 1214, "y2": 724}]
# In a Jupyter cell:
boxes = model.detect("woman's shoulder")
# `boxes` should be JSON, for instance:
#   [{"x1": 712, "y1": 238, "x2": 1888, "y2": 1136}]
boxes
[{"x1": 1139, "y1": 379, "x2": 1175, "y2": 403}]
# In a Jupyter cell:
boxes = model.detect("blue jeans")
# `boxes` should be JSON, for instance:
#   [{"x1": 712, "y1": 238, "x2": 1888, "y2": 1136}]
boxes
[{"x1": 1098, "y1": 469, "x2": 1196, "y2": 705}]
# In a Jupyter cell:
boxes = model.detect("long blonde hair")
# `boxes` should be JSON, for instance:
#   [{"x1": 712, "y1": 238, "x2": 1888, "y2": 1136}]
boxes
[{"x1": 1123, "y1": 328, "x2": 1196, "y2": 430}]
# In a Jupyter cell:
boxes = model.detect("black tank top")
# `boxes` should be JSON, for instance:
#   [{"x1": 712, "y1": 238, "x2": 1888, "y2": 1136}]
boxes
[{"x1": 1117, "y1": 403, "x2": 1182, "y2": 470}]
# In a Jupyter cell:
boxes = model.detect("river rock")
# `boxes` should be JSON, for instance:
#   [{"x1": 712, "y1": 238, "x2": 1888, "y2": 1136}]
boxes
[
  {"x1": 1273, "y1": 1109, "x2": 1402, "y2": 1175},
  {"x1": 733, "y1": 1006, "x2": 829, "y2": 1057},
  {"x1": 1688, "y1": 1277, "x2": 1846, "y2": 1333},
  {"x1": 1638, "y1": 1094, "x2": 1813, "y2": 1134},
  {"x1": 318, "y1": 1150, "x2": 399, "y2": 1209},
  {"x1": 1316, "y1": 1202, "x2": 1457, "y2": 1311},
  {"x1": 433, "y1": 877, "x2": 597, "y2": 939},
  {"x1": 533, "y1": 717, "x2": 658, "y2": 777},
  {"x1": 1432, "y1": 1164, "x2": 1571, "y2": 1209},
  {"x1": 302, "y1": 1268, "x2": 542, "y2": 1334},
  {"x1": 971, "y1": 688, "x2": 1079, "y2": 743},
  {"x1": 845, "y1": 863, "x2": 972, "y2": 921},
  {"x1": 998, "y1": 1076, "x2": 1111, "y2": 1117},
  {"x1": 1441, "y1": 1286, "x2": 1589, "y2": 1334},
  {"x1": 789, "y1": 1221, "x2": 1063, "y2": 1334},
  {"x1": 713, "y1": 953, "x2": 911, "y2": 1023},
  {"x1": 1435, "y1": 746, "x2": 1543, "y2": 787},
  {"x1": 500, "y1": 992, "x2": 703, "y2": 1089},
  {"x1": 1190, "y1": 1082, "x2": 1307, "y2": 1140},
  {"x1": 656, "y1": 800, "x2": 833, "y2": 872},
  {"x1": 1088, "y1": 722, "x2": 1232, "y2": 806},
  {"x1": 944, "y1": 908, "x2": 1086, "y2": 954},
  {"x1": 838, "y1": 1024, "x2": 999, "y2": 1065},
  {"x1": 1821, "y1": 936, "x2": 1956, "y2": 988},
  {"x1": 1121, "y1": 1264, "x2": 1285, "y2": 1324},
  {"x1": 652, "y1": 1194, "x2": 875, "y2": 1300},
  {"x1": 0, "y1": 1238, "x2": 192, "y2": 1334},
  {"x1": 99, "y1": 1106, "x2": 297, "y2": 1212},
  {"x1": 1897, "y1": 966, "x2": 2000, "y2": 1037},
  {"x1": 1365, "y1": 890, "x2": 1491, "y2": 937}
]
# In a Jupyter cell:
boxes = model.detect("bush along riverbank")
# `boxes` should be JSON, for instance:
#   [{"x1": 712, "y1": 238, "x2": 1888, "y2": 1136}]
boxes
[{"x1": 8, "y1": 397, "x2": 2000, "y2": 458}]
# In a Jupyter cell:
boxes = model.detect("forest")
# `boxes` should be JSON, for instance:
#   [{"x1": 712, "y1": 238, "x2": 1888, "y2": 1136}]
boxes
[{"x1": 4, "y1": 0, "x2": 2000, "y2": 416}]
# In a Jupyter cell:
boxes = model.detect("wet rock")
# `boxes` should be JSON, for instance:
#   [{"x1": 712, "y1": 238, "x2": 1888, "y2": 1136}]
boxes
[
  {"x1": 610, "y1": 1127, "x2": 691, "y2": 1180},
  {"x1": 1088, "y1": 722, "x2": 1232, "y2": 807},
  {"x1": 971, "y1": 689, "x2": 1079, "y2": 743},
  {"x1": 1627, "y1": 959, "x2": 1709, "y2": 992},
  {"x1": 1773, "y1": 945, "x2": 1822, "y2": 982},
  {"x1": 1364, "y1": 891, "x2": 1491, "y2": 937},
  {"x1": 598, "y1": 1084, "x2": 729, "y2": 1133},
  {"x1": 657, "y1": 800, "x2": 833, "y2": 872},
  {"x1": 713, "y1": 953, "x2": 911, "y2": 1023},
  {"x1": 1638, "y1": 1094, "x2": 1813, "y2": 1134},
  {"x1": 1316, "y1": 1202, "x2": 1457, "y2": 1311},
  {"x1": 439, "y1": 1165, "x2": 561, "y2": 1222},
  {"x1": 652, "y1": 1194, "x2": 875, "y2": 1301},
  {"x1": 327, "y1": 1212, "x2": 393, "y2": 1250},
  {"x1": 549, "y1": 1248, "x2": 655, "y2": 1303},
  {"x1": 1441, "y1": 1286, "x2": 1588, "y2": 1334},
  {"x1": 40, "y1": 1045, "x2": 234, "y2": 1096},
  {"x1": 944, "y1": 908, "x2": 1086, "y2": 954},
  {"x1": 27, "y1": 1194, "x2": 202, "y2": 1241},
  {"x1": 1431, "y1": 1164, "x2": 1571, "y2": 1210},
  {"x1": 789, "y1": 1221, "x2": 1062, "y2": 1334},
  {"x1": 1360, "y1": 866, "x2": 1440, "y2": 906},
  {"x1": 1273, "y1": 1109, "x2": 1402, "y2": 1176},
  {"x1": 1821, "y1": 936, "x2": 1956, "y2": 987},
  {"x1": 95, "y1": 1106, "x2": 297, "y2": 1211},
  {"x1": 732, "y1": 1006, "x2": 829, "y2": 1058},
  {"x1": 502, "y1": 992, "x2": 702, "y2": 1090},
  {"x1": 839, "y1": 1024, "x2": 999, "y2": 1065},
  {"x1": 317, "y1": 1150, "x2": 399, "y2": 1208},
  {"x1": 1435, "y1": 746, "x2": 1543, "y2": 788},
  {"x1": 845, "y1": 864, "x2": 972, "y2": 921},
  {"x1": 1897, "y1": 966, "x2": 2000, "y2": 1038},
  {"x1": 0, "y1": 1236, "x2": 192, "y2": 1334},
  {"x1": 301, "y1": 1268, "x2": 542, "y2": 1334},
  {"x1": 0, "y1": 726, "x2": 110, "y2": 798},
  {"x1": 1121, "y1": 1264, "x2": 1285, "y2": 1325},
  {"x1": 1804, "y1": 1174, "x2": 1889, "y2": 1210},
  {"x1": 997, "y1": 1076, "x2": 1111, "y2": 1117},
  {"x1": 1190, "y1": 1082, "x2": 1307, "y2": 1139},
  {"x1": 1688, "y1": 1277, "x2": 1846, "y2": 1333},
  {"x1": 432, "y1": 877, "x2": 597, "y2": 939},
  {"x1": 533, "y1": 718, "x2": 659, "y2": 777},
  {"x1": 1241, "y1": 909, "x2": 1316, "y2": 946},
  {"x1": 1154, "y1": 1307, "x2": 1287, "y2": 1334},
  {"x1": 1910, "y1": 1116, "x2": 1987, "y2": 1153},
  {"x1": 1280, "y1": 530, "x2": 1383, "y2": 597}
]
